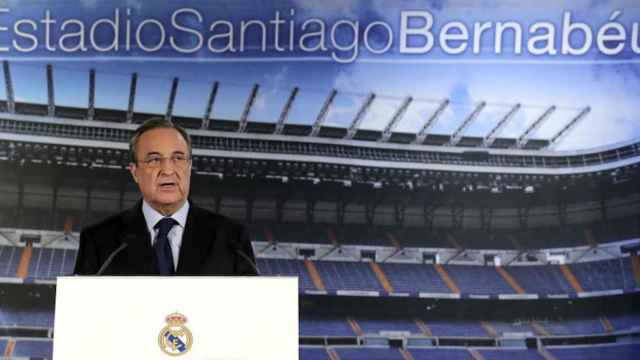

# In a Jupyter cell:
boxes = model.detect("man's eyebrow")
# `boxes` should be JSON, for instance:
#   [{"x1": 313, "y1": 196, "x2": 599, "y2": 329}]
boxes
[
  {"x1": 172, "y1": 151, "x2": 186, "y2": 155},
  {"x1": 143, "y1": 151, "x2": 162, "y2": 158}
]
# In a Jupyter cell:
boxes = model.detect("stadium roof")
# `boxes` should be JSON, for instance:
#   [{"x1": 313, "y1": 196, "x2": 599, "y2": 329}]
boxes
[{"x1": 0, "y1": 61, "x2": 598, "y2": 152}]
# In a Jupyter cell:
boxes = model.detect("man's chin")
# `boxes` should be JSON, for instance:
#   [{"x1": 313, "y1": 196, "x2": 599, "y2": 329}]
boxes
[{"x1": 151, "y1": 197, "x2": 185, "y2": 212}]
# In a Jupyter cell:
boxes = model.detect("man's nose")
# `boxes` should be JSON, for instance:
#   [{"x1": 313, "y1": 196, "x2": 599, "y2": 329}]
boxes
[{"x1": 158, "y1": 158, "x2": 177, "y2": 173}]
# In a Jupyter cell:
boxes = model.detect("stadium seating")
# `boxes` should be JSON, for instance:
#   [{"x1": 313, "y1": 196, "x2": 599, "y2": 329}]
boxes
[
  {"x1": 0, "y1": 244, "x2": 633, "y2": 299},
  {"x1": 425, "y1": 320, "x2": 489, "y2": 337},
  {"x1": 569, "y1": 258, "x2": 635, "y2": 291},
  {"x1": 356, "y1": 317, "x2": 421, "y2": 335},
  {"x1": 0, "y1": 307, "x2": 54, "y2": 328},
  {"x1": 0, "y1": 245, "x2": 21, "y2": 277},
  {"x1": 506, "y1": 264, "x2": 574, "y2": 294},
  {"x1": 444, "y1": 264, "x2": 514, "y2": 295},
  {"x1": 10, "y1": 339, "x2": 53, "y2": 359},
  {"x1": 256, "y1": 258, "x2": 316, "y2": 290},
  {"x1": 608, "y1": 313, "x2": 640, "y2": 331},
  {"x1": 489, "y1": 321, "x2": 535, "y2": 335},
  {"x1": 334, "y1": 347, "x2": 405, "y2": 360},
  {"x1": 4, "y1": 306, "x2": 637, "y2": 340},
  {"x1": 379, "y1": 262, "x2": 450, "y2": 293},
  {"x1": 300, "y1": 316, "x2": 355, "y2": 337},
  {"x1": 541, "y1": 317, "x2": 606, "y2": 336},
  {"x1": 548, "y1": 343, "x2": 640, "y2": 360},
  {"x1": 409, "y1": 347, "x2": 474, "y2": 359},
  {"x1": 478, "y1": 348, "x2": 544, "y2": 359},
  {"x1": 312, "y1": 260, "x2": 384, "y2": 292},
  {"x1": 27, "y1": 247, "x2": 76, "y2": 280},
  {"x1": 299, "y1": 347, "x2": 330, "y2": 360}
]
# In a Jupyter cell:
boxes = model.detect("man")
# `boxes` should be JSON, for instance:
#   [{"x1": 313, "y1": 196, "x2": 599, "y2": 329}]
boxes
[{"x1": 74, "y1": 118, "x2": 257, "y2": 276}]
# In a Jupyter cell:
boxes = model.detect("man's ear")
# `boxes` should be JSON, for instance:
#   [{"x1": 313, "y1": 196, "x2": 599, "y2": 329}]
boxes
[{"x1": 128, "y1": 162, "x2": 139, "y2": 184}]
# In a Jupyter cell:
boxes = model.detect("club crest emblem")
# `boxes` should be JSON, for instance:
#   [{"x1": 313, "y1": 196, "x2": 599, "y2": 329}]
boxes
[{"x1": 158, "y1": 312, "x2": 193, "y2": 356}]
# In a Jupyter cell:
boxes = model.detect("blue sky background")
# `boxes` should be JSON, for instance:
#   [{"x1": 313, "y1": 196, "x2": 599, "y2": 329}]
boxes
[{"x1": 0, "y1": 0, "x2": 638, "y2": 150}]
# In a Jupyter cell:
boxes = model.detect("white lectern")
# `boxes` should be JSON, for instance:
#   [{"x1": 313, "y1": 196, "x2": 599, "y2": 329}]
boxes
[{"x1": 53, "y1": 276, "x2": 298, "y2": 360}]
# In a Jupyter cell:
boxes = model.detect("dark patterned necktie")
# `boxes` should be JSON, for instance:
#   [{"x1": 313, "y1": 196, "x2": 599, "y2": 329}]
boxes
[{"x1": 154, "y1": 217, "x2": 178, "y2": 275}]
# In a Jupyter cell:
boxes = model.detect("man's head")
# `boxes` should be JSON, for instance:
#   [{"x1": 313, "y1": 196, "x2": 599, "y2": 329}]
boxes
[{"x1": 128, "y1": 118, "x2": 192, "y2": 216}]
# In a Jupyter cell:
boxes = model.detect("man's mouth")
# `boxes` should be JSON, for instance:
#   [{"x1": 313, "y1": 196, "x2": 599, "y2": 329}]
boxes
[{"x1": 159, "y1": 181, "x2": 177, "y2": 189}]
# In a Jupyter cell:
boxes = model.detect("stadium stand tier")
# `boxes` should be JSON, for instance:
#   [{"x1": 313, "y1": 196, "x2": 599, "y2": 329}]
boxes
[
  {"x1": 10, "y1": 339, "x2": 53, "y2": 359},
  {"x1": 0, "y1": 242, "x2": 637, "y2": 299},
  {"x1": 548, "y1": 343, "x2": 640, "y2": 360}
]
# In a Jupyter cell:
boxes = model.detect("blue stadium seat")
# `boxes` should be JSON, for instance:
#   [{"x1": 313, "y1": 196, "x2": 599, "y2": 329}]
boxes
[
  {"x1": 425, "y1": 320, "x2": 489, "y2": 337},
  {"x1": 490, "y1": 321, "x2": 535, "y2": 336},
  {"x1": 299, "y1": 316, "x2": 354, "y2": 337},
  {"x1": 569, "y1": 258, "x2": 635, "y2": 291},
  {"x1": 608, "y1": 313, "x2": 640, "y2": 331},
  {"x1": 479, "y1": 348, "x2": 544, "y2": 360},
  {"x1": 11, "y1": 339, "x2": 53, "y2": 359},
  {"x1": 256, "y1": 258, "x2": 315, "y2": 290},
  {"x1": 444, "y1": 265, "x2": 513, "y2": 295},
  {"x1": 507, "y1": 265, "x2": 574, "y2": 295},
  {"x1": 299, "y1": 347, "x2": 330, "y2": 360},
  {"x1": 356, "y1": 317, "x2": 421, "y2": 335},
  {"x1": 0, "y1": 245, "x2": 21, "y2": 277},
  {"x1": 313, "y1": 260, "x2": 383, "y2": 292},
  {"x1": 541, "y1": 317, "x2": 606, "y2": 336},
  {"x1": 379, "y1": 263, "x2": 450, "y2": 294},
  {"x1": 548, "y1": 343, "x2": 640, "y2": 360},
  {"x1": 334, "y1": 347, "x2": 405, "y2": 360},
  {"x1": 0, "y1": 307, "x2": 54, "y2": 328},
  {"x1": 409, "y1": 347, "x2": 472, "y2": 360}
]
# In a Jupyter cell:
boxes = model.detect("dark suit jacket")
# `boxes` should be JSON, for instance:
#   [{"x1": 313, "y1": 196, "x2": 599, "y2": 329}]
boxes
[{"x1": 73, "y1": 200, "x2": 257, "y2": 276}]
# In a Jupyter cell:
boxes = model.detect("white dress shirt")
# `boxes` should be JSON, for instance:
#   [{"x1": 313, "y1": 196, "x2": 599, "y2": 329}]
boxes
[{"x1": 142, "y1": 200, "x2": 190, "y2": 271}]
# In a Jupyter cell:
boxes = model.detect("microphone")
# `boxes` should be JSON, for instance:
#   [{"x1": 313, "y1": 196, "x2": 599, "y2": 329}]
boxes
[
  {"x1": 96, "y1": 237, "x2": 130, "y2": 275},
  {"x1": 230, "y1": 242, "x2": 260, "y2": 276}
]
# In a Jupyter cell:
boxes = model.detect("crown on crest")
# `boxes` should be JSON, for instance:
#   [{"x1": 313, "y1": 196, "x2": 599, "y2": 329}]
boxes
[{"x1": 165, "y1": 312, "x2": 187, "y2": 325}]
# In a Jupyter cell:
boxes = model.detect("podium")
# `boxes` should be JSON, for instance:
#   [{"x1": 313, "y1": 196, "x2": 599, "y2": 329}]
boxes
[{"x1": 53, "y1": 276, "x2": 298, "y2": 360}]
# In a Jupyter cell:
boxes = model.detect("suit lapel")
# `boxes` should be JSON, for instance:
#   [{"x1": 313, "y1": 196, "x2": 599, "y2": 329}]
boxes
[
  {"x1": 120, "y1": 200, "x2": 156, "y2": 274},
  {"x1": 176, "y1": 205, "x2": 210, "y2": 274}
]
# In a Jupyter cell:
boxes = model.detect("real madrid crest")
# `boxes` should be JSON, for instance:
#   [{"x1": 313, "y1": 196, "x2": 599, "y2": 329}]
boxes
[{"x1": 158, "y1": 312, "x2": 193, "y2": 356}]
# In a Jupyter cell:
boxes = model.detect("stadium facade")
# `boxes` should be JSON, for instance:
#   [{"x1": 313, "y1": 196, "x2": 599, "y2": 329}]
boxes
[{"x1": 0, "y1": 62, "x2": 639, "y2": 359}]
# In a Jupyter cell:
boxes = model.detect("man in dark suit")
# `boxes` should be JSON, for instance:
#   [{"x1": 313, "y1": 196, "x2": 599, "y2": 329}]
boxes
[{"x1": 74, "y1": 118, "x2": 257, "y2": 276}]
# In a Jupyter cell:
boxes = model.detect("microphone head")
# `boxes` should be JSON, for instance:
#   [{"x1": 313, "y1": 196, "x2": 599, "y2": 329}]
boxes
[{"x1": 120, "y1": 234, "x2": 137, "y2": 246}]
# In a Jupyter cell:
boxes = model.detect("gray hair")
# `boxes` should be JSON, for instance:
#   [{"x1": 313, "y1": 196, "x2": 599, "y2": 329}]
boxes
[{"x1": 129, "y1": 118, "x2": 192, "y2": 163}]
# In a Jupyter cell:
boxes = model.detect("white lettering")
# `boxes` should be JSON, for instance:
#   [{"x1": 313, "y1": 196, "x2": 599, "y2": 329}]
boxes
[
  {"x1": 331, "y1": 20, "x2": 359, "y2": 63},
  {"x1": 528, "y1": 22, "x2": 557, "y2": 55},
  {"x1": 270, "y1": 11, "x2": 285, "y2": 52},
  {"x1": 59, "y1": 19, "x2": 87, "y2": 52},
  {"x1": 632, "y1": 22, "x2": 640, "y2": 54},
  {"x1": 13, "y1": 19, "x2": 38, "y2": 52},
  {"x1": 135, "y1": 19, "x2": 165, "y2": 52},
  {"x1": 90, "y1": 8, "x2": 119, "y2": 52},
  {"x1": 472, "y1": 22, "x2": 492, "y2": 54},
  {"x1": 240, "y1": 20, "x2": 266, "y2": 52},
  {"x1": 596, "y1": 10, "x2": 625, "y2": 55},
  {"x1": 170, "y1": 8, "x2": 204, "y2": 54},
  {"x1": 363, "y1": 21, "x2": 393, "y2": 54},
  {"x1": 400, "y1": 11, "x2": 434, "y2": 54},
  {"x1": 495, "y1": 21, "x2": 522, "y2": 54},
  {"x1": 0, "y1": 8, "x2": 9, "y2": 52},
  {"x1": 561, "y1": 11, "x2": 593, "y2": 55},
  {"x1": 299, "y1": 19, "x2": 326, "y2": 52},
  {"x1": 439, "y1": 21, "x2": 468, "y2": 54},
  {"x1": 207, "y1": 20, "x2": 235, "y2": 53}
]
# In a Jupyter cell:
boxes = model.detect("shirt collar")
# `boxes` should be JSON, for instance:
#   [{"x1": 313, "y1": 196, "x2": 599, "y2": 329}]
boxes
[{"x1": 142, "y1": 200, "x2": 190, "y2": 234}]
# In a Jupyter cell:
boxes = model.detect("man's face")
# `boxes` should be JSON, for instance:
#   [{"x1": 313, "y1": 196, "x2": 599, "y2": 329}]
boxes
[{"x1": 129, "y1": 128, "x2": 191, "y2": 215}]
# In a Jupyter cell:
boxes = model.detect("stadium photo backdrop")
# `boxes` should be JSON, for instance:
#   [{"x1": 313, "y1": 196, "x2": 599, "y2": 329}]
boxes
[{"x1": 0, "y1": 1, "x2": 639, "y2": 359}]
